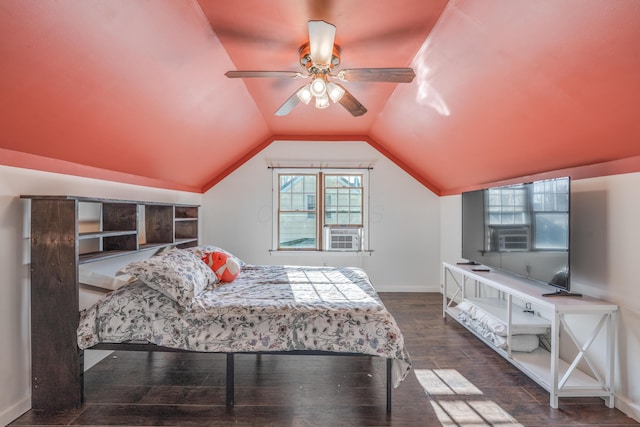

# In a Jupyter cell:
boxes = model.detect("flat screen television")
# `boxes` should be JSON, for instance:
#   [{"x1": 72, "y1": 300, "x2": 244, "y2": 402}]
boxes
[{"x1": 461, "y1": 176, "x2": 578, "y2": 296}]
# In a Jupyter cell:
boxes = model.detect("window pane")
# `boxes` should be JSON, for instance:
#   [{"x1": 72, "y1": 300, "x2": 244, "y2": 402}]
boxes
[
  {"x1": 280, "y1": 193, "x2": 291, "y2": 210},
  {"x1": 325, "y1": 175, "x2": 337, "y2": 187},
  {"x1": 280, "y1": 175, "x2": 291, "y2": 189},
  {"x1": 325, "y1": 189, "x2": 336, "y2": 208},
  {"x1": 291, "y1": 192, "x2": 305, "y2": 210},
  {"x1": 555, "y1": 194, "x2": 568, "y2": 211},
  {"x1": 279, "y1": 212, "x2": 316, "y2": 248},
  {"x1": 532, "y1": 193, "x2": 544, "y2": 211},
  {"x1": 324, "y1": 174, "x2": 363, "y2": 227},
  {"x1": 307, "y1": 194, "x2": 316, "y2": 211},
  {"x1": 501, "y1": 214, "x2": 515, "y2": 225},
  {"x1": 535, "y1": 213, "x2": 568, "y2": 250},
  {"x1": 487, "y1": 187, "x2": 527, "y2": 225},
  {"x1": 303, "y1": 176, "x2": 316, "y2": 192},
  {"x1": 279, "y1": 174, "x2": 317, "y2": 249},
  {"x1": 291, "y1": 177, "x2": 304, "y2": 192},
  {"x1": 337, "y1": 188, "x2": 350, "y2": 207}
]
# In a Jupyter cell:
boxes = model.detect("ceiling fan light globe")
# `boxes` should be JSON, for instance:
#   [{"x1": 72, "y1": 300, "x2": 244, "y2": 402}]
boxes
[
  {"x1": 315, "y1": 93, "x2": 330, "y2": 109},
  {"x1": 326, "y1": 82, "x2": 345, "y2": 103},
  {"x1": 296, "y1": 84, "x2": 313, "y2": 104},
  {"x1": 310, "y1": 78, "x2": 327, "y2": 97}
]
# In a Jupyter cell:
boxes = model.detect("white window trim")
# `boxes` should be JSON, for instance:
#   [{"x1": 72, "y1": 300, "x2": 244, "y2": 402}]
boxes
[{"x1": 271, "y1": 167, "x2": 370, "y2": 252}]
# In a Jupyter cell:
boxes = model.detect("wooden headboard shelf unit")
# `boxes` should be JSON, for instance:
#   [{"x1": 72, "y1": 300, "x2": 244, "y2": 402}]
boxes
[{"x1": 21, "y1": 195, "x2": 199, "y2": 409}]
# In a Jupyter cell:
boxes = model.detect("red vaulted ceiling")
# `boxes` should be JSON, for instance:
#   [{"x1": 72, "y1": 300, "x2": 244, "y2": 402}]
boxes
[{"x1": 1, "y1": 1, "x2": 640, "y2": 195}]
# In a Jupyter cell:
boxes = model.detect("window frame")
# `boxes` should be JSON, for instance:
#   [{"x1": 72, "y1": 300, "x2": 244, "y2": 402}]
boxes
[{"x1": 272, "y1": 168, "x2": 369, "y2": 252}]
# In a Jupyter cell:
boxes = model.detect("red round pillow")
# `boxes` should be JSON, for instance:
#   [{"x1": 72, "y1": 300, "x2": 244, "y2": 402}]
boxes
[{"x1": 202, "y1": 251, "x2": 240, "y2": 283}]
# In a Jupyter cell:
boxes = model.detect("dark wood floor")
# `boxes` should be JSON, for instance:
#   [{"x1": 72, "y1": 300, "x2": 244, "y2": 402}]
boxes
[{"x1": 11, "y1": 292, "x2": 638, "y2": 426}]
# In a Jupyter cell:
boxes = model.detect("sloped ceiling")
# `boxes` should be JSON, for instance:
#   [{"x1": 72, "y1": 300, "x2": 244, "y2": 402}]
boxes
[{"x1": 1, "y1": 0, "x2": 639, "y2": 195}]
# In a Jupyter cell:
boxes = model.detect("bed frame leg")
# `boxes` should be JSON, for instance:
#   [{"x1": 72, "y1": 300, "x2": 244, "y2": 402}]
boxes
[
  {"x1": 386, "y1": 358, "x2": 392, "y2": 413},
  {"x1": 226, "y1": 353, "x2": 234, "y2": 407}
]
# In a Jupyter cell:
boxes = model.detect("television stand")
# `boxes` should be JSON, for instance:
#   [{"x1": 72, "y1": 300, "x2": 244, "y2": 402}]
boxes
[
  {"x1": 542, "y1": 289, "x2": 583, "y2": 297},
  {"x1": 442, "y1": 262, "x2": 617, "y2": 409}
]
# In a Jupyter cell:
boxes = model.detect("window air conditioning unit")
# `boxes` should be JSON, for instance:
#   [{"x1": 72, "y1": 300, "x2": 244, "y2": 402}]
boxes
[
  {"x1": 490, "y1": 226, "x2": 529, "y2": 251},
  {"x1": 324, "y1": 226, "x2": 363, "y2": 251}
]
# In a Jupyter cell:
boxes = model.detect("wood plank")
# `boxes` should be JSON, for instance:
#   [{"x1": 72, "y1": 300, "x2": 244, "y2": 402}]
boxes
[
  {"x1": 175, "y1": 206, "x2": 198, "y2": 219},
  {"x1": 174, "y1": 220, "x2": 197, "y2": 240},
  {"x1": 30, "y1": 198, "x2": 83, "y2": 409},
  {"x1": 144, "y1": 205, "x2": 173, "y2": 244},
  {"x1": 79, "y1": 230, "x2": 137, "y2": 239}
]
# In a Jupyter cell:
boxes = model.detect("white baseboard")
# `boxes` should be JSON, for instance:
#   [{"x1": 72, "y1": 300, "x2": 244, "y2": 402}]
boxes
[
  {"x1": 373, "y1": 284, "x2": 441, "y2": 293},
  {"x1": 0, "y1": 395, "x2": 30, "y2": 426},
  {"x1": 614, "y1": 394, "x2": 640, "y2": 423}
]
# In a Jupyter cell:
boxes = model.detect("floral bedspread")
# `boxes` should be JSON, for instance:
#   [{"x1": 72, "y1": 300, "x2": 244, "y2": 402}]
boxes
[{"x1": 78, "y1": 265, "x2": 412, "y2": 387}]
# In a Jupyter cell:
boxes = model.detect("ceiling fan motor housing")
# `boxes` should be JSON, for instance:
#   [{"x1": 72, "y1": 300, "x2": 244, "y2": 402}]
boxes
[{"x1": 299, "y1": 42, "x2": 341, "y2": 73}]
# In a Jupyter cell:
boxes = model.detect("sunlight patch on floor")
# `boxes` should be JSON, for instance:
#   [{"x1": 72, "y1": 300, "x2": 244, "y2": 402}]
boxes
[
  {"x1": 415, "y1": 369, "x2": 483, "y2": 395},
  {"x1": 415, "y1": 369, "x2": 523, "y2": 426},
  {"x1": 430, "y1": 400, "x2": 523, "y2": 427}
]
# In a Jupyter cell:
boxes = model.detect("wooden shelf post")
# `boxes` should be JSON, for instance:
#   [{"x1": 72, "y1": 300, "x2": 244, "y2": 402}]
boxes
[{"x1": 29, "y1": 198, "x2": 83, "y2": 409}]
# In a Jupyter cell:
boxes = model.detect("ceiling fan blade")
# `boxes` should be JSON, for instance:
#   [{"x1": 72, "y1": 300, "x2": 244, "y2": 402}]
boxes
[
  {"x1": 337, "y1": 68, "x2": 416, "y2": 83},
  {"x1": 308, "y1": 20, "x2": 336, "y2": 65},
  {"x1": 275, "y1": 91, "x2": 301, "y2": 116},
  {"x1": 225, "y1": 70, "x2": 305, "y2": 79},
  {"x1": 336, "y1": 84, "x2": 367, "y2": 117}
]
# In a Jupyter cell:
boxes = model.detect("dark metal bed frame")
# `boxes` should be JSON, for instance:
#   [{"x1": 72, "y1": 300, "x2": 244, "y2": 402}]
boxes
[{"x1": 91, "y1": 343, "x2": 394, "y2": 412}]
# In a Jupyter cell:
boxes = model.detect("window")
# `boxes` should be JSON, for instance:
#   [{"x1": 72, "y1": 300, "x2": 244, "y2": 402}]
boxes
[
  {"x1": 531, "y1": 178, "x2": 569, "y2": 250},
  {"x1": 487, "y1": 185, "x2": 528, "y2": 226},
  {"x1": 485, "y1": 179, "x2": 568, "y2": 252},
  {"x1": 273, "y1": 168, "x2": 369, "y2": 251},
  {"x1": 486, "y1": 185, "x2": 530, "y2": 251},
  {"x1": 278, "y1": 174, "x2": 317, "y2": 249}
]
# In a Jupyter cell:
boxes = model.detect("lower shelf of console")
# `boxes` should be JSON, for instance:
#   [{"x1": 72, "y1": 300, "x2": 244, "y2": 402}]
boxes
[{"x1": 513, "y1": 347, "x2": 607, "y2": 392}]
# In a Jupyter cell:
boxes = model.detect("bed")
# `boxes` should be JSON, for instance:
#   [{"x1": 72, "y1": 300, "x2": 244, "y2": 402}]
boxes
[{"x1": 77, "y1": 246, "x2": 412, "y2": 411}]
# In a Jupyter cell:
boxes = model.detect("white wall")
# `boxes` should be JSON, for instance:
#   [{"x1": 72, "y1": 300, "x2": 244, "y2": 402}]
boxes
[
  {"x1": 0, "y1": 165, "x2": 201, "y2": 426},
  {"x1": 4, "y1": 153, "x2": 638, "y2": 422},
  {"x1": 201, "y1": 140, "x2": 441, "y2": 292},
  {"x1": 571, "y1": 174, "x2": 640, "y2": 419},
  {"x1": 439, "y1": 172, "x2": 640, "y2": 421}
]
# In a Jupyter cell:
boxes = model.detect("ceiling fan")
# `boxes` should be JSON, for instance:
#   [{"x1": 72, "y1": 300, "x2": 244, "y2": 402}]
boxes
[{"x1": 225, "y1": 20, "x2": 416, "y2": 117}]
